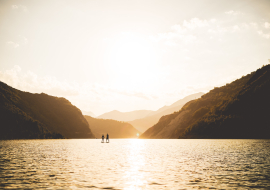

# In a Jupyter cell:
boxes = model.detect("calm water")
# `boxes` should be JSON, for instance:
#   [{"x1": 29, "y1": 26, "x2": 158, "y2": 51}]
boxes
[{"x1": 1, "y1": 139, "x2": 270, "y2": 189}]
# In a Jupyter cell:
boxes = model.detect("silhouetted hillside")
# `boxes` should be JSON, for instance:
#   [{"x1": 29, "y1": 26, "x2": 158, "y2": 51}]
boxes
[
  {"x1": 128, "y1": 92, "x2": 204, "y2": 132},
  {"x1": 140, "y1": 64, "x2": 270, "y2": 139},
  {"x1": 84, "y1": 115, "x2": 140, "y2": 138},
  {"x1": 0, "y1": 81, "x2": 95, "y2": 139},
  {"x1": 97, "y1": 110, "x2": 153, "y2": 121}
]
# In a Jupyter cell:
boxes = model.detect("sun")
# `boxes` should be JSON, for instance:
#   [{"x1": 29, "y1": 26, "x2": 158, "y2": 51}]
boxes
[
  {"x1": 137, "y1": 133, "x2": 140, "y2": 137},
  {"x1": 104, "y1": 32, "x2": 159, "y2": 90}
]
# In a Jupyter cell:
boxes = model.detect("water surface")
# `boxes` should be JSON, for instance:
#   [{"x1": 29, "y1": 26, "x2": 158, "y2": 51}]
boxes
[{"x1": 1, "y1": 139, "x2": 270, "y2": 189}]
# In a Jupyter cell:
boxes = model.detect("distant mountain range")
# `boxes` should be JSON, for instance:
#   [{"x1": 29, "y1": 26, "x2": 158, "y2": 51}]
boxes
[
  {"x1": 83, "y1": 111, "x2": 96, "y2": 117},
  {"x1": 140, "y1": 64, "x2": 270, "y2": 139},
  {"x1": 97, "y1": 110, "x2": 153, "y2": 121},
  {"x1": 128, "y1": 92, "x2": 204, "y2": 132},
  {"x1": 84, "y1": 116, "x2": 140, "y2": 138},
  {"x1": 0, "y1": 81, "x2": 95, "y2": 139}
]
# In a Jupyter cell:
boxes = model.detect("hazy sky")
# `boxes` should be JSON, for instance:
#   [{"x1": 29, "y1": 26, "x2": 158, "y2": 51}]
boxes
[{"x1": 1, "y1": 0, "x2": 270, "y2": 116}]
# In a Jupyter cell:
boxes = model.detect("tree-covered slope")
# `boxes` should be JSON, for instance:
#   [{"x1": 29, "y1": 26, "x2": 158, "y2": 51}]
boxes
[
  {"x1": 84, "y1": 115, "x2": 140, "y2": 138},
  {"x1": 0, "y1": 81, "x2": 95, "y2": 139},
  {"x1": 141, "y1": 64, "x2": 270, "y2": 139},
  {"x1": 181, "y1": 64, "x2": 270, "y2": 138},
  {"x1": 128, "y1": 92, "x2": 204, "y2": 133}
]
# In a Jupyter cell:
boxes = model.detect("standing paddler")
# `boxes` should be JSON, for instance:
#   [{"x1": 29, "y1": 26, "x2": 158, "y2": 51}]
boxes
[{"x1": 101, "y1": 134, "x2": 104, "y2": 143}]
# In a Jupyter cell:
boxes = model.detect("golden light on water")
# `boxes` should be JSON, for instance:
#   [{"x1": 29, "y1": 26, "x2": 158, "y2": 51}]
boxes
[
  {"x1": 1, "y1": 139, "x2": 270, "y2": 189},
  {"x1": 124, "y1": 139, "x2": 147, "y2": 190}
]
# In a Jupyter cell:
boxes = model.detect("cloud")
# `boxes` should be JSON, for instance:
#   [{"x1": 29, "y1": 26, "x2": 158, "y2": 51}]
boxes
[
  {"x1": 151, "y1": 13, "x2": 270, "y2": 47},
  {"x1": 249, "y1": 22, "x2": 258, "y2": 29},
  {"x1": 171, "y1": 24, "x2": 187, "y2": 33},
  {"x1": 0, "y1": 66, "x2": 156, "y2": 101},
  {"x1": 6, "y1": 36, "x2": 28, "y2": 49},
  {"x1": 0, "y1": 66, "x2": 78, "y2": 96},
  {"x1": 183, "y1": 18, "x2": 209, "y2": 29},
  {"x1": 264, "y1": 22, "x2": 270, "y2": 29},
  {"x1": 11, "y1": 4, "x2": 28, "y2": 12},
  {"x1": 149, "y1": 18, "x2": 221, "y2": 46},
  {"x1": 149, "y1": 18, "x2": 210, "y2": 46},
  {"x1": 257, "y1": 30, "x2": 270, "y2": 39},
  {"x1": 7, "y1": 41, "x2": 19, "y2": 48},
  {"x1": 207, "y1": 21, "x2": 270, "y2": 39},
  {"x1": 225, "y1": 10, "x2": 243, "y2": 16},
  {"x1": 11, "y1": 5, "x2": 18, "y2": 9}
]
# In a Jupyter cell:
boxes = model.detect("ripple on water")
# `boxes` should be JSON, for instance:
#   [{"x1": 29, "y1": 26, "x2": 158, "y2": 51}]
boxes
[{"x1": 0, "y1": 139, "x2": 270, "y2": 189}]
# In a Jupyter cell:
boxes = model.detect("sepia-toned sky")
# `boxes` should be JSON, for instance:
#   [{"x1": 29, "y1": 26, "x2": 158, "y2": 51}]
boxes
[{"x1": 0, "y1": 0, "x2": 270, "y2": 116}]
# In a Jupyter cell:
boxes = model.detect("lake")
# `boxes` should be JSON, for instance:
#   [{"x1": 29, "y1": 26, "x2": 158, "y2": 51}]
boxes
[{"x1": 1, "y1": 139, "x2": 270, "y2": 189}]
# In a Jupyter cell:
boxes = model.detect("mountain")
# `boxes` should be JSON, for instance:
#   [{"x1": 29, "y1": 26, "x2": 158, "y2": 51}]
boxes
[
  {"x1": 140, "y1": 64, "x2": 270, "y2": 139},
  {"x1": 97, "y1": 110, "x2": 153, "y2": 121},
  {"x1": 128, "y1": 92, "x2": 204, "y2": 132},
  {"x1": 0, "y1": 81, "x2": 95, "y2": 139},
  {"x1": 148, "y1": 92, "x2": 204, "y2": 117},
  {"x1": 83, "y1": 110, "x2": 96, "y2": 117},
  {"x1": 84, "y1": 115, "x2": 140, "y2": 138}
]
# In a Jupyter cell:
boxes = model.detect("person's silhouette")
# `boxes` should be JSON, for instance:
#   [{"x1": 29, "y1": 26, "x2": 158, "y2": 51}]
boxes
[
  {"x1": 101, "y1": 134, "x2": 104, "y2": 143},
  {"x1": 106, "y1": 133, "x2": 109, "y2": 143}
]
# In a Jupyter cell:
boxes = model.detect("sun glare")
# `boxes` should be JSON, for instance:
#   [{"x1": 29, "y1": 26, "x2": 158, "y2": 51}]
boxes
[
  {"x1": 111, "y1": 34, "x2": 153, "y2": 66},
  {"x1": 105, "y1": 33, "x2": 160, "y2": 90}
]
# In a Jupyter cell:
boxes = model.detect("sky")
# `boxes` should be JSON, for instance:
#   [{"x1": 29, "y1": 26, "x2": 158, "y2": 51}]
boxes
[{"x1": 0, "y1": 0, "x2": 270, "y2": 116}]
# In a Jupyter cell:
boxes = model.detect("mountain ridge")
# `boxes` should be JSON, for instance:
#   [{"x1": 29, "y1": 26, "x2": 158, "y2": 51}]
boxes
[
  {"x1": 0, "y1": 81, "x2": 95, "y2": 139},
  {"x1": 128, "y1": 92, "x2": 204, "y2": 132},
  {"x1": 83, "y1": 110, "x2": 96, "y2": 117},
  {"x1": 140, "y1": 64, "x2": 270, "y2": 139}
]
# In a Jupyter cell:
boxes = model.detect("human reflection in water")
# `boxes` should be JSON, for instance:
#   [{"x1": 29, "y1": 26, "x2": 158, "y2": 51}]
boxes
[{"x1": 106, "y1": 133, "x2": 109, "y2": 143}]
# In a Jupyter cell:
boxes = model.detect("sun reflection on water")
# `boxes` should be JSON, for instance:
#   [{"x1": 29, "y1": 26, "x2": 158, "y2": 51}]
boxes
[{"x1": 123, "y1": 139, "x2": 147, "y2": 190}]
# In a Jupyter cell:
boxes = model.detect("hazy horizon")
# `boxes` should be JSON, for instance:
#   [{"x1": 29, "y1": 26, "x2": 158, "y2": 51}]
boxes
[{"x1": 1, "y1": 0, "x2": 270, "y2": 115}]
